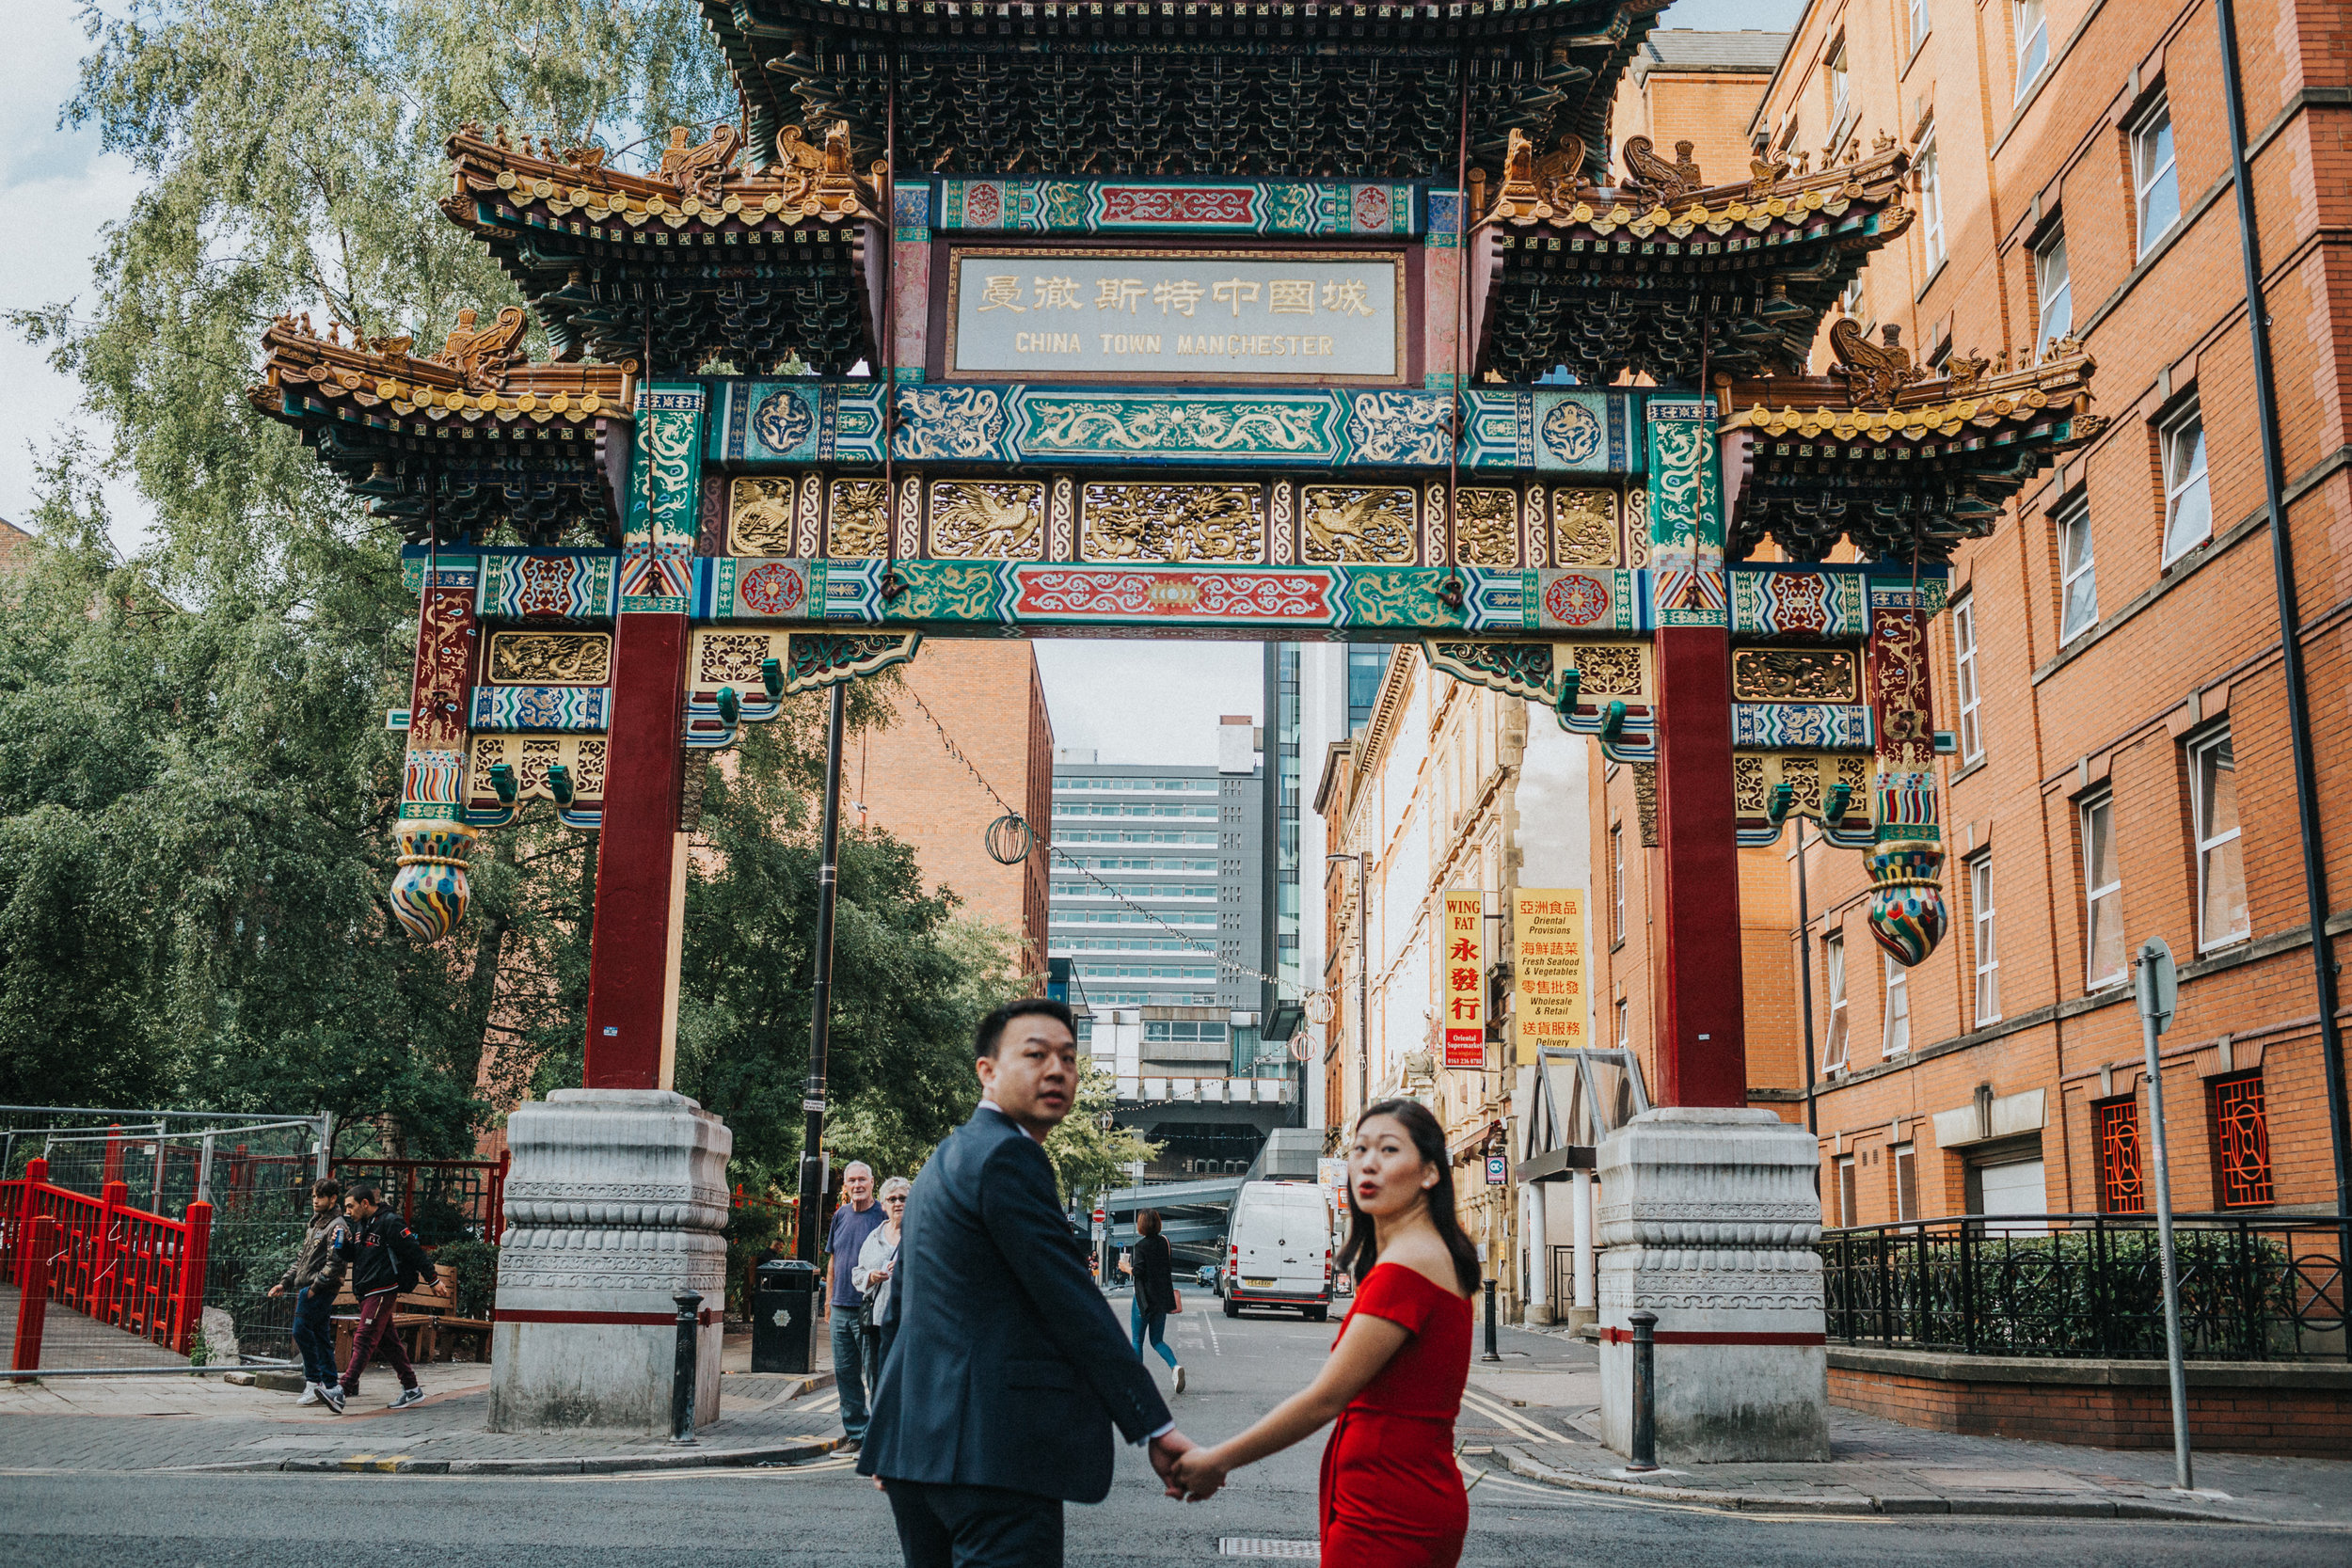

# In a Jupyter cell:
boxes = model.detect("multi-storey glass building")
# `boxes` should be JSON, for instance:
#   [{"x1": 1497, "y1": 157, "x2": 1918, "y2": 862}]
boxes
[{"x1": 1049, "y1": 729, "x2": 1263, "y2": 1016}]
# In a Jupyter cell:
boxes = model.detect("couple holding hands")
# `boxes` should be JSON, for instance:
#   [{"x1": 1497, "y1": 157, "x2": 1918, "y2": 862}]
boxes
[{"x1": 859, "y1": 998, "x2": 1479, "y2": 1568}]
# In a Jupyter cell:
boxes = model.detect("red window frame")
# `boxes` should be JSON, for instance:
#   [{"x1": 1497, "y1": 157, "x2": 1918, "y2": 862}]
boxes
[
  {"x1": 2093, "y1": 1097, "x2": 2147, "y2": 1214},
  {"x1": 2211, "y1": 1073, "x2": 2274, "y2": 1208}
]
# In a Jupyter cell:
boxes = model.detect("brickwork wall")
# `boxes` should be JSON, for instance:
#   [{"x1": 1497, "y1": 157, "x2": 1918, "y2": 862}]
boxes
[
  {"x1": 1828, "y1": 1366, "x2": 2352, "y2": 1458},
  {"x1": 1605, "y1": 70, "x2": 1777, "y2": 192},
  {"x1": 852, "y1": 639, "x2": 1052, "y2": 974},
  {"x1": 1735, "y1": 0, "x2": 2352, "y2": 1217}
]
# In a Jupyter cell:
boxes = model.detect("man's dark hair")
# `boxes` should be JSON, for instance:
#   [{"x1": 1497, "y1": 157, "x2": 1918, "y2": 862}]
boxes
[
  {"x1": 975, "y1": 996, "x2": 1076, "y2": 1059},
  {"x1": 347, "y1": 1185, "x2": 379, "y2": 1206},
  {"x1": 311, "y1": 1178, "x2": 342, "y2": 1200}
]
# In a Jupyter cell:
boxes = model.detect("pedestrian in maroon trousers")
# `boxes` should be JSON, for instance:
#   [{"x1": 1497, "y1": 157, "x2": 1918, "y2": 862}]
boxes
[{"x1": 326, "y1": 1185, "x2": 447, "y2": 1414}]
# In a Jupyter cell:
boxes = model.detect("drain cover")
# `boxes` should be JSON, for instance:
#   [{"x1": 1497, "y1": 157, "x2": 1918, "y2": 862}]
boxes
[{"x1": 1219, "y1": 1542, "x2": 1317, "y2": 1559}]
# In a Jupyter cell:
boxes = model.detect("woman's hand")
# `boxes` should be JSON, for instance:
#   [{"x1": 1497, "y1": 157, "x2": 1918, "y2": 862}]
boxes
[
  {"x1": 1170, "y1": 1445, "x2": 1228, "y2": 1502},
  {"x1": 868, "y1": 1261, "x2": 893, "y2": 1283}
]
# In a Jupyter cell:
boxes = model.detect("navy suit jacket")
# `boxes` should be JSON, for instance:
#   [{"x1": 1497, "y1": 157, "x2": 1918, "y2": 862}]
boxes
[{"x1": 857, "y1": 1106, "x2": 1171, "y2": 1503}]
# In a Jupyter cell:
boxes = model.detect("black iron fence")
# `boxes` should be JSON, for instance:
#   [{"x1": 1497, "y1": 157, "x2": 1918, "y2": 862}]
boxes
[{"x1": 1820, "y1": 1213, "x2": 2348, "y2": 1362}]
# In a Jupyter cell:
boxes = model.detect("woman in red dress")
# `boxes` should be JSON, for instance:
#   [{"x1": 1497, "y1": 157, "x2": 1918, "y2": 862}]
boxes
[{"x1": 1169, "y1": 1099, "x2": 1479, "y2": 1568}]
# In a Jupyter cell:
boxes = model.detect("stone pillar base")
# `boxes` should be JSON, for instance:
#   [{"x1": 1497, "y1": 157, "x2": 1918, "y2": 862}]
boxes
[
  {"x1": 1596, "y1": 1107, "x2": 1829, "y2": 1464},
  {"x1": 489, "y1": 1089, "x2": 731, "y2": 1434},
  {"x1": 1560, "y1": 1306, "x2": 1597, "y2": 1338},
  {"x1": 1525, "y1": 1301, "x2": 1555, "y2": 1326}
]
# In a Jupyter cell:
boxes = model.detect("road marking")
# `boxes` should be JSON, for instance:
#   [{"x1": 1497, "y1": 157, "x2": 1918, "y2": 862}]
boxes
[
  {"x1": 1457, "y1": 1389, "x2": 1572, "y2": 1447},
  {"x1": 1217, "y1": 1539, "x2": 1316, "y2": 1558}
]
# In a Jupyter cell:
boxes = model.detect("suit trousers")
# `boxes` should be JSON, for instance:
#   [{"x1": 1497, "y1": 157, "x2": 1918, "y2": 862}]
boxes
[{"x1": 885, "y1": 1479, "x2": 1063, "y2": 1568}]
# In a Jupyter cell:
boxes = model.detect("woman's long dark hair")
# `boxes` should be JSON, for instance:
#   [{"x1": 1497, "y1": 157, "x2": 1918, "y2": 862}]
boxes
[{"x1": 1335, "y1": 1099, "x2": 1482, "y2": 1296}]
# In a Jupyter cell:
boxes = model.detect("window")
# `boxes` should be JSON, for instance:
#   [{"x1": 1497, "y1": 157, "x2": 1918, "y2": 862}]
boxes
[
  {"x1": 2034, "y1": 230, "x2": 2072, "y2": 352},
  {"x1": 2082, "y1": 792, "x2": 2125, "y2": 988},
  {"x1": 1610, "y1": 824, "x2": 1625, "y2": 943},
  {"x1": 2161, "y1": 407, "x2": 2211, "y2": 564},
  {"x1": 2211, "y1": 1075, "x2": 2274, "y2": 1207},
  {"x1": 2192, "y1": 729, "x2": 2249, "y2": 948},
  {"x1": 1822, "y1": 934, "x2": 1850, "y2": 1069},
  {"x1": 1615, "y1": 998, "x2": 1629, "y2": 1050},
  {"x1": 1917, "y1": 126, "x2": 1946, "y2": 268},
  {"x1": 1882, "y1": 954, "x2": 1912, "y2": 1055},
  {"x1": 1970, "y1": 853, "x2": 2000, "y2": 1023},
  {"x1": 1836, "y1": 1154, "x2": 1858, "y2": 1227},
  {"x1": 1828, "y1": 40, "x2": 1851, "y2": 132},
  {"x1": 2094, "y1": 1097, "x2": 2148, "y2": 1213},
  {"x1": 2133, "y1": 99, "x2": 2181, "y2": 256},
  {"x1": 2013, "y1": 1, "x2": 2049, "y2": 99},
  {"x1": 1893, "y1": 1142, "x2": 1919, "y2": 1222},
  {"x1": 1953, "y1": 596, "x2": 1983, "y2": 761},
  {"x1": 1909, "y1": 0, "x2": 1931, "y2": 53},
  {"x1": 2057, "y1": 499, "x2": 2098, "y2": 641}
]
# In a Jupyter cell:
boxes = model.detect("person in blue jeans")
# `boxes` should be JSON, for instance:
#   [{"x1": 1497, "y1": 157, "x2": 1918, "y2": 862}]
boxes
[
  {"x1": 264, "y1": 1179, "x2": 346, "y2": 1405},
  {"x1": 825, "y1": 1162, "x2": 888, "y2": 1449},
  {"x1": 1123, "y1": 1208, "x2": 1185, "y2": 1393}
]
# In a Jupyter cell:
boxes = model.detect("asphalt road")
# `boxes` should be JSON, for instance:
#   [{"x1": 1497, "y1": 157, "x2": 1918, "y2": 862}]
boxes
[{"x1": 0, "y1": 1306, "x2": 2338, "y2": 1566}]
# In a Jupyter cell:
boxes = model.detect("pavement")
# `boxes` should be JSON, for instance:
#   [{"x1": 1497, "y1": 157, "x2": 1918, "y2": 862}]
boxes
[
  {"x1": 0, "y1": 1320, "x2": 842, "y2": 1476},
  {"x1": 4, "y1": 1307, "x2": 2349, "y2": 1568}
]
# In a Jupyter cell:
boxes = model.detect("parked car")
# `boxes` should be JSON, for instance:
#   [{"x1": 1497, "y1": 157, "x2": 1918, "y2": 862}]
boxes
[
  {"x1": 1220, "y1": 1180, "x2": 1335, "y2": 1321},
  {"x1": 1196, "y1": 1263, "x2": 1221, "y2": 1293}
]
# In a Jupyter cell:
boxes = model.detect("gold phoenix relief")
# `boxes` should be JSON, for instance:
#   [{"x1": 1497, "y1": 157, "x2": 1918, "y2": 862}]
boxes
[
  {"x1": 1300, "y1": 485, "x2": 1416, "y2": 563},
  {"x1": 1454, "y1": 488, "x2": 1520, "y2": 567},
  {"x1": 728, "y1": 477, "x2": 798, "y2": 556},
  {"x1": 1733, "y1": 648, "x2": 1861, "y2": 704},
  {"x1": 930, "y1": 481, "x2": 1046, "y2": 560},
  {"x1": 1551, "y1": 487, "x2": 1618, "y2": 568},
  {"x1": 1082, "y1": 483, "x2": 1264, "y2": 563},
  {"x1": 692, "y1": 629, "x2": 780, "y2": 688},
  {"x1": 485, "y1": 631, "x2": 611, "y2": 686},
  {"x1": 1569, "y1": 642, "x2": 1647, "y2": 700},
  {"x1": 827, "y1": 479, "x2": 889, "y2": 559}
]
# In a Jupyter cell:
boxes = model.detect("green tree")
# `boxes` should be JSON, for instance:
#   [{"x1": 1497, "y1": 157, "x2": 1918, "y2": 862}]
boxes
[{"x1": 1042, "y1": 1063, "x2": 1162, "y2": 1210}]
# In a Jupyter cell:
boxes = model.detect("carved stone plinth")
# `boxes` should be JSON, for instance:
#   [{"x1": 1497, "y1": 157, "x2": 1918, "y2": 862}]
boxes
[
  {"x1": 1596, "y1": 1107, "x2": 1830, "y2": 1463},
  {"x1": 488, "y1": 1089, "x2": 731, "y2": 1433}
]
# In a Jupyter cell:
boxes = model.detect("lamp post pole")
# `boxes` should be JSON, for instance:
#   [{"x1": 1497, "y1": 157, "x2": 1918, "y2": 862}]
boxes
[{"x1": 795, "y1": 684, "x2": 849, "y2": 1265}]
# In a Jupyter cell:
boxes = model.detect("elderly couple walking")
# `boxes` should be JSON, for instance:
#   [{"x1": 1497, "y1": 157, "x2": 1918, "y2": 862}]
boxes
[{"x1": 859, "y1": 997, "x2": 1479, "y2": 1568}]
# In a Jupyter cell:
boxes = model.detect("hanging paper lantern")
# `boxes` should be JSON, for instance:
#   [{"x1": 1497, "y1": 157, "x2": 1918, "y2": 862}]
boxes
[
  {"x1": 390, "y1": 818, "x2": 479, "y2": 941},
  {"x1": 985, "y1": 813, "x2": 1035, "y2": 866},
  {"x1": 1866, "y1": 839, "x2": 1947, "y2": 967}
]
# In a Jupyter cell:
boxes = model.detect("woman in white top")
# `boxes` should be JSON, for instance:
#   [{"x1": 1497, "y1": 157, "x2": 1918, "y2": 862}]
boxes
[{"x1": 851, "y1": 1177, "x2": 910, "y2": 1388}]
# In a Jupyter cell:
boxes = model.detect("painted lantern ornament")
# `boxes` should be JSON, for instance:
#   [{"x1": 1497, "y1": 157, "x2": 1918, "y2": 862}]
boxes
[
  {"x1": 390, "y1": 819, "x2": 479, "y2": 942},
  {"x1": 1865, "y1": 839, "x2": 1947, "y2": 967}
]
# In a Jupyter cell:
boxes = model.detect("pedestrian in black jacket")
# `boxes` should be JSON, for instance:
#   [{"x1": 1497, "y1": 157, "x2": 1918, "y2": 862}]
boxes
[{"x1": 326, "y1": 1185, "x2": 447, "y2": 1414}]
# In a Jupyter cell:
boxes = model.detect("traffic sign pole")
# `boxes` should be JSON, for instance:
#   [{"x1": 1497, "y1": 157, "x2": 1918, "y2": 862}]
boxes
[{"x1": 2135, "y1": 938, "x2": 2193, "y2": 1493}]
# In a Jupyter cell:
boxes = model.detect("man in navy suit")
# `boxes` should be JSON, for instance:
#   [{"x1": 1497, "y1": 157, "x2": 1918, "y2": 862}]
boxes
[{"x1": 859, "y1": 997, "x2": 1195, "y2": 1567}]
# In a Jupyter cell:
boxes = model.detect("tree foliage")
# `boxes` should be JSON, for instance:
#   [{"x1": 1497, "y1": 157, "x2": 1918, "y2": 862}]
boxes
[{"x1": 1, "y1": 4, "x2": 1010, "y2": 1178}]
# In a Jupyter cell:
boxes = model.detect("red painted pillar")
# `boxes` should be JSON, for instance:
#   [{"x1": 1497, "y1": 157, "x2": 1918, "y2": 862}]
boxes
[
  {"x1": 172, "y1": 1200, "x2": 211, "y2": 1356},
  {"x1": 9, "y1": 1214, "x2": 55, "y2": 1381},
  {"x1": 1652, "y1": 627, "x2": 1748, "y2": 1107},
  {"x1": 1645, "y1": 398, "x2": 1746, "y2": 1108},
  {"x1": 582, "y1": 383, "x2": 704, "y2": 1090},
  {"x1": 10, "y1": 1157, "x2": 41, "y2": 1290}
]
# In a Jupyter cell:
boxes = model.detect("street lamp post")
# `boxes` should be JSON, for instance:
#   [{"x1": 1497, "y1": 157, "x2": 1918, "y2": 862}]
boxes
[{"x1": 1327, "y1": 851, "x2": 1370, "y2": 1122}]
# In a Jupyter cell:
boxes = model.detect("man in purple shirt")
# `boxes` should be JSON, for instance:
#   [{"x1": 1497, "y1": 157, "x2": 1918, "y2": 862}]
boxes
[{"x1": 827, "y1": 1161, "x2": 888, "y2": 1449}]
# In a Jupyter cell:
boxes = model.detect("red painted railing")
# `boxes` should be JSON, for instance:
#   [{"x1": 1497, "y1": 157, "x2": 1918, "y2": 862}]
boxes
[{"x1": 1, "y1": 1158, "x2": 211, "y2": 1356}]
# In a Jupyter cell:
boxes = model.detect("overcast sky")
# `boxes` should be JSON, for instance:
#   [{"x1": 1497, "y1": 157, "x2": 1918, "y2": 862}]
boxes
[{"x1": 3, "y1": 0, "x2": 1808, "y2": 761}]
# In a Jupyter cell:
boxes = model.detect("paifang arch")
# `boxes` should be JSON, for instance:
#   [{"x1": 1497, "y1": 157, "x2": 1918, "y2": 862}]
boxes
[{"x1": 252, "y1": 1, "x2": 2098, "y2": 1116}]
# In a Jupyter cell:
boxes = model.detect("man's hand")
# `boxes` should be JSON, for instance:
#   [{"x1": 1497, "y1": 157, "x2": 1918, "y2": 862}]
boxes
[
  {"x1": 265, "y1": 1284, "x2": 284, "y2": 1299},
  {"x1": 431, "y1": 1279, "x2": 452, "y2": 1300},
  {"x1": 1170, "y1": 1446, "x2": 1228, "y2": 1503},
  {"x1": 1148, "y1": 1431, "x2": 1202, "y2": 1500}
]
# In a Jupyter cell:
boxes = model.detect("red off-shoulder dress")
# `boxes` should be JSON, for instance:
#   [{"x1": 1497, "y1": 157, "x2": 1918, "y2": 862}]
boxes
[{"x1": 1318, "y1": 1262, "x2": 1473, "y2": 1568}]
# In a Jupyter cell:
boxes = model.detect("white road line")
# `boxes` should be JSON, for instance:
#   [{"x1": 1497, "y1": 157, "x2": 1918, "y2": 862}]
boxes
[{"x1": 1457, "y1": 1390, "x2": 1568, "y2": 1447}]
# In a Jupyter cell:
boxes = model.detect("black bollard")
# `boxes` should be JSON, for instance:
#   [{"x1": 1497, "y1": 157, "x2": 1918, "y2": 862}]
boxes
[
  {"x1": 1627, "y1": 1309, "x2": 1658, "y2": 1472},
  {"x1": 1481, "y1": 1277, "x2": 1502, "y2": 1363},
  {"x1": 671, "y1": 1290, "x2": 704, "y2": 1446}
]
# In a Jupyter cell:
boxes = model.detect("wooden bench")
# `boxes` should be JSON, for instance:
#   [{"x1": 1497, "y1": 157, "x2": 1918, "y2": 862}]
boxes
[{"x1": 331, "y1": 1266, "x2": 491, "y2": 1368}]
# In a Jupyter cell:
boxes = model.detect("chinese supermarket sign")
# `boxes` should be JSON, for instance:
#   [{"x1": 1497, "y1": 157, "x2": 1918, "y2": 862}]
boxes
[
  {"x1": 1514, "y1": 889, "x2": 1587, "y2": 1067},
  {"x1": 944, "y1": 247, "x2": 1406, "y2": 384},
  {"x1": 1442, "y1": 890, "x2": 1486, "y2": 1069}
]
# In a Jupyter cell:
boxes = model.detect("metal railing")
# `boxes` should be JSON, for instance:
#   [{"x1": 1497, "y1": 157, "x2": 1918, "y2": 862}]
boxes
[{"x1": 1821, "y1": 1212, "x2": 2348, "y2": 1362}]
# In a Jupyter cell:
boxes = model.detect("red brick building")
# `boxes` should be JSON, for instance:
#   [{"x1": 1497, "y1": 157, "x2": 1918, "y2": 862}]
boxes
[
  {"x1": 1725, "y1": 0, "x2": 2352, "y2": 1234},
  {"x1": 852, "y1": 640, "x2": 1056, "y2": 978}
]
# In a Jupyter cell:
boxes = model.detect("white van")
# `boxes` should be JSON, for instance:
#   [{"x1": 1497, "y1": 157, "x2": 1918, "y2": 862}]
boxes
[{"x1": 1221, "y1": 1180, "x2": 1334, "y2": 1321}]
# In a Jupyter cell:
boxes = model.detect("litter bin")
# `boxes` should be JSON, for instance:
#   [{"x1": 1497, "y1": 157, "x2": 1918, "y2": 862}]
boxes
[{"x1": 752, "y1": 1258, "x2": 818, "y2": 1373}]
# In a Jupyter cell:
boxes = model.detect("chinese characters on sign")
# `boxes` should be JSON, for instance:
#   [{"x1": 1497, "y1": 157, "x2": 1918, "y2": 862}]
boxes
[
  {"x1": 948, "y1": 250, "x2": 1403, "y2": 382},
  {"x1": 1443, "y1": 891, "x2": 1486, "y2": 1069},
  {"x1": 1513, "y1": 890, "x2": 1588, "y2": 1067}
]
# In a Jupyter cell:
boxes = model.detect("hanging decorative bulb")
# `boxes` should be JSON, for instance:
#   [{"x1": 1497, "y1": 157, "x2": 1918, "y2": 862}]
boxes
[{"x1": 985, "y1": 813, "x2": 1035, "y2": 866}]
